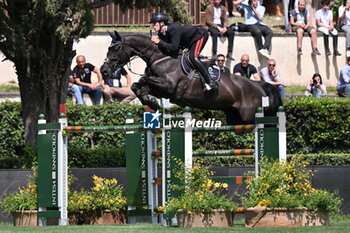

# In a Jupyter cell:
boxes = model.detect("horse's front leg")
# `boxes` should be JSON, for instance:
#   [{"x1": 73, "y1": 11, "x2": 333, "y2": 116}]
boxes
[{"x1": 131, "y1": 77, "x2": 160, "y2": 110}]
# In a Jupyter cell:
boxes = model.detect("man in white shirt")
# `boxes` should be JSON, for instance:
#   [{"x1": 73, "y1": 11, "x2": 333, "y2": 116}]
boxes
[
  {"x1": 205, "y1": 0, "x2": 235, "y2": 60},
  {"x1": 339, "y1": 0, "x2": 350, "y2": 57},
  {"x1": 260, "y1": 59, "x2": 287, "y2": 98}
]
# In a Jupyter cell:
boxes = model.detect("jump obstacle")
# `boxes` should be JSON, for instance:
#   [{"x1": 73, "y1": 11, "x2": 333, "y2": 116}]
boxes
[{"x1": 36, "y1": 105, "x2": 286, "y2": 226}]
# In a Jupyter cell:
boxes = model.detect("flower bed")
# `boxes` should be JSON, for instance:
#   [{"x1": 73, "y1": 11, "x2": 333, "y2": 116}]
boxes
[
  {"x1": 241, "y1": 157, "x2": 342, "y2": 227},
  {"x1": 164, "y1": 160, "x2": 237, "y2": 227}
]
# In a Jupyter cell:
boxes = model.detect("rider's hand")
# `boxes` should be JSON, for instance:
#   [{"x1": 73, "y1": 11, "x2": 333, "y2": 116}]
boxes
[{"x1": 151, "y1": 36, "x2": 160, "y2": 44}]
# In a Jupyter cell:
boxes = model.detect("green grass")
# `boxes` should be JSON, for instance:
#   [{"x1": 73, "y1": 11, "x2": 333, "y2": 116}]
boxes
[
  {"x1": 1, "y1": 216, "x2": 350, "y2": 233},
  {"x1": 285, "y1": 85, "x2": 337, "y2": 95},
  {"x1": 0, "y1": 84, "x2": 19, "y2": 92}
]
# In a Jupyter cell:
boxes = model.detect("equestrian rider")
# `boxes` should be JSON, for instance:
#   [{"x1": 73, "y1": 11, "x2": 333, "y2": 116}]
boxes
[{"x1": 150, "y1": 12, "x2": 217, "y2": 91}]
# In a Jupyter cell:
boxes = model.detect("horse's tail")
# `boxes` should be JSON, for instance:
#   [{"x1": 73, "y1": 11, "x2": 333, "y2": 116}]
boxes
[{"x1": 258, "y1": 81, "x2": 283, "y2": 116}]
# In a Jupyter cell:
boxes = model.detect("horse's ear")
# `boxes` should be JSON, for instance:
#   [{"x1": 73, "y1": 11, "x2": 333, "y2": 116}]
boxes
[
  {"x1": 108, "y1": 30, "x2": 116, "y2": 43},
  {"x1": 114, "y1": 31, "x2": 122, "y2": 41}
]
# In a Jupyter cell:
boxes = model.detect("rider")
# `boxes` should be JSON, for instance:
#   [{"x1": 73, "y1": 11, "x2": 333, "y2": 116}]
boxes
[{"x1": 150, "y1": 12, "x2": 217, "y2": 91}]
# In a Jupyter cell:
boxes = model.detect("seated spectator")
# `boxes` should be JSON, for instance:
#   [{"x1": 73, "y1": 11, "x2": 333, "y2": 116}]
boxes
[
  {"x1": 72, "y1": 55, "x2": 103, "y2": 105},
  {"x1": 337, "y1": 57, "x2": 350, "y2": 97},
  {"x1": 206, "y1": 0, "x2": 235, "y2": 60},
  {"x1": 216, "y1": 54, "x2": 230, "y2": 73},
  {"x1": 260, "y1": 59, "x2": 287, "y2": 98},
  {"x1": 234, "y1": 0, "x2": 273, "y2": 59},
  {"x1": 233, "y1": 54, "x2": 261, "y2": 80},
  {"x1": 102, "y1": 67, "x2": 136, "y2": 104},
  {"x1": 220, "y1": 0, "x2": 234, "y2": 17},
  {"x1": 290, "y1": 0, "x2": 321, "y2": 56},
  {"x1": 305, "y1": 73, "x2": 327, "y2": 98},
  {"x1": 316, "y1": 0, "x2": 341, "y2": 56},
  {"x1": 67, "y1": 72, "x2": 83, "y2": 104},
  {"x1": 338, "y1": 0, "x2": 350, "y2": 57}
]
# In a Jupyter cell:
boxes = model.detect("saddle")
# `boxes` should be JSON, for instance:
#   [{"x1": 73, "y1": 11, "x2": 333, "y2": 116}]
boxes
[{"x1": 180, "y1": 50, "x2": 221, "y2": 82}]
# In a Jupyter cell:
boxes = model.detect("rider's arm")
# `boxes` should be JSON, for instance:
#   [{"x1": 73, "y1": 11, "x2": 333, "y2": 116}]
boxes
[{"x1": 158, "y1": 27, "x2": 181, "y2": 54}]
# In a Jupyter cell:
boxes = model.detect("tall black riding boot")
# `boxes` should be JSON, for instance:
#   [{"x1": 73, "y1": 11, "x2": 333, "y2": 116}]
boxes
[
  {"x1": 333, "y1": 35, "x2": 342, "y2": 56},
  {"x1": 323, "y1": 34, "x2": 331, "y2": 56},
  {"x1": 194, "y1": 57, "x2": 217, "y2": 91}
]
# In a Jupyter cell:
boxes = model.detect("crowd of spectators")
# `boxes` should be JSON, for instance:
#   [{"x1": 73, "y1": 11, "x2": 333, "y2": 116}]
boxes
[{"x1": 67, "y1": 0, "x2": 350, "y2": 105}]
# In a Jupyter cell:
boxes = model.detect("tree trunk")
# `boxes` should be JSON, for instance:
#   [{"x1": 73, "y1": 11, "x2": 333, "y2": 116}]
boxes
[{"x1": 17, "y1": 39, "x2": 75, "y2": 147}]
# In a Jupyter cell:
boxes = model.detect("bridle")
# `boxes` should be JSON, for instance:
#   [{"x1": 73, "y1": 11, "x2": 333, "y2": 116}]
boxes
[{"x1": 107, "y1": 36, "x2": 158, "y2": 76}]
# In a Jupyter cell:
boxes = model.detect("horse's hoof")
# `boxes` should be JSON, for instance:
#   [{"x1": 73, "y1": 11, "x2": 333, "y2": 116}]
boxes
[{"x1": 148, "y1": 98, "x2": 160, "y2": 110}]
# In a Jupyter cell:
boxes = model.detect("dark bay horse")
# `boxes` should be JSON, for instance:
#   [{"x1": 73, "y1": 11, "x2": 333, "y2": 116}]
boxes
[{"x1": 104, "y1": 31, "x2": 282, "y2": 125}]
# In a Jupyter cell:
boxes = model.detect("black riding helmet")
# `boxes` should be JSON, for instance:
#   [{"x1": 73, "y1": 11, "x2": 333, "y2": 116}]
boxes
[{"x1": 150, "y1": 12, "x2": 169, "y2": 24}]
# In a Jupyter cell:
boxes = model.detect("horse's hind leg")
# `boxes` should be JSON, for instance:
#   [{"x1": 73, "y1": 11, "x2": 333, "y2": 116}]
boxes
[
  {"x1": 131, "y1": 80, "x2": 160, "y2": 110},
  {"x1": 223, "y1": 107, "x2": 243, "y2": 125}
]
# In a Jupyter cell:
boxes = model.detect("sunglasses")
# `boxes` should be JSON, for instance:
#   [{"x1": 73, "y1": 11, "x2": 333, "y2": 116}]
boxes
[
  {"x1": 217, "y1": 59, "x2": 225, "y2": 62},
  {"x1": 241, "y1": 59, "x2": 249, "y2": 62},
  {"x1": 268, "y1": 64, "x2": 276, "y2": 66}
]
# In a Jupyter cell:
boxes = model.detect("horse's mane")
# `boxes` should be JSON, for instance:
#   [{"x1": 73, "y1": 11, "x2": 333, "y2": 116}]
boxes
[{"x1": 124, "y1": 34, "x2": 167, "y2": 58}]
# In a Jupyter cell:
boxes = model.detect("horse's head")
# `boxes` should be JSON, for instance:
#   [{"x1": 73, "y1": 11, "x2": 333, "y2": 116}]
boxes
[{"x1": 106, "y1": 31, "x2": 130, "y2": 71}]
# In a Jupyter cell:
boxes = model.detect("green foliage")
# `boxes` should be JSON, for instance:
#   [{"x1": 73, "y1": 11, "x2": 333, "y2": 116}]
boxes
[
  {"x1": 241, "y1": 157, "x2": 342, "y2": 213},
  {"x1": 285, "y1": 97, "x2": 350, "y2": 153},
  {"x1": 68, "y1": 175, "x2": 126, "y2": 211},
  {"x1": 165, "y1": 159, "x2": 237, "y2": 214},
  {"x1": 0, "y1": 97, "x2": 350, "y2": 168},
  {"x1": 0, "y1": 101, "x2": 25, "y2": 167},
  {"x1": 69, "y1": 146, "x2": 125, "y2": 168},
  {"x1": 199, "y1": 153, "x2": 350, "y2": 167}
]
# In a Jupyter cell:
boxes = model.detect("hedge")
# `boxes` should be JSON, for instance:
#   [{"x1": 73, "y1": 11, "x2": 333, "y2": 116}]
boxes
[{"x1": 0, "y1": 97, "x2": 349, "y2": 168}]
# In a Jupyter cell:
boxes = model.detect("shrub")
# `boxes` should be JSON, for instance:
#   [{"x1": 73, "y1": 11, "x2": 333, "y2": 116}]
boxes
[
  {"x1": 241, "y1": 157, "x2": 342, "y2": 213},
  {"x1": 68, "y1": 175, "x2": 126, "y2": 212},
  {"x1": 165, "y1": 159, "x2": 237, "y2": 214}
]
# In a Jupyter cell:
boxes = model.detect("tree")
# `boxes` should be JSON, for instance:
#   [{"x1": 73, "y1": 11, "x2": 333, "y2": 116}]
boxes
[{"x1": 0, "y1": 0, "x2": 190, "y2": 148}]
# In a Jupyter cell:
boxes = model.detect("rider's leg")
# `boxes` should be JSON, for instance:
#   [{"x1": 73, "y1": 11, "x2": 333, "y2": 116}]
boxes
[{"x1": 188, "y1": 33, "x2": 217, "y2": 91}]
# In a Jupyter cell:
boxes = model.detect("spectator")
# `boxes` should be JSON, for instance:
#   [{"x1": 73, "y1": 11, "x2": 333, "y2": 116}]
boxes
[
  {"x1": 233, "y1": 54, "x2": 261, "y2": 80},
  {"x1": 260, "y1": 59, "x2": 287, "y2": 98},
  {"x1": 206, "y1": 0, "x2": 235, "y2": 60},
  {"x1": 305, "y1": 73, "x2": 327, "y2": 98},
  {"x1": 290, "y1": 0, "x2": 321, "y2": 55},
  {"x1": 72, "y1": 55, "x2": 103, "y2": 105},
  {"x1": 67, "y1": 71, "x2": 83, "y2": 104},
  {"x1": 216, "y1": 54, "x2": 230, "y2": 73},
  {"x1": 102, "y1": 67, "x2": 136, "y2": 104},
  {"x1": 337, "y1": 57, "x2": 350, "y2": 97},
  {"x1": 316, "y1": 0, "x2": 341, "y2": 56},
  {"x1": 260, "y1": 0, "x2": 283, "y2": 17},
  {"x1": 338, "y1": 0, "x2": 350, "y2": 57},
  {"x1": 234, "y1": 0, "x2": 273, "y2": 59},
  {"x1": 221, "y1": 0, "x2": 234, "y2": 17}
]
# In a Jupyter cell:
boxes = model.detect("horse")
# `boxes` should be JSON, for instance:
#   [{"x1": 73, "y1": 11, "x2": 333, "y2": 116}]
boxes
[{"x1": 103, "y1": 31, "x2": 282, "y2": 125}]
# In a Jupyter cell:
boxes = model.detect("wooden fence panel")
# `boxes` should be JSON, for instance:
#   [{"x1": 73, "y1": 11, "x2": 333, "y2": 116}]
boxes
[{"x1": 92, "y1": 0, "x2": 200, "y2": 26}]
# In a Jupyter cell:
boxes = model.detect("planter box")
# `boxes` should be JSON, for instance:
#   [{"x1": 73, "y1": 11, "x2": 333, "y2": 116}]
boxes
[
  {"x1": 12, "y1": 210, "x2": 58, "y2": 226},
  {"x1": 245, "y1": 207, "x2": 330, "y2": 227},
  {"x1": 177, "y1": 209, "x2": 234, "y2": 228},
  {"x1": 69, "y1": 210, "x2": 127, "y2": 225}
]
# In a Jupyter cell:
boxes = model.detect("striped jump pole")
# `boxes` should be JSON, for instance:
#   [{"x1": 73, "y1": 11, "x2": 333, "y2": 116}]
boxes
[{"x1": 193, "y1": 149, "x2": 255, "y2": 156}]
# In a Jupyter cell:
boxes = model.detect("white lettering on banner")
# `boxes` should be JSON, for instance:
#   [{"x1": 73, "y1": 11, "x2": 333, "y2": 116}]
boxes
[
  {"x1": 52, "y1": 134, "x2": 56, "y2": 170},
  {"x1": 52, "y1": 180, "x2": 57, "y2": 205},
  {"x1": 163, "y1": 118, "x2": 222, "y2": 129}
]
